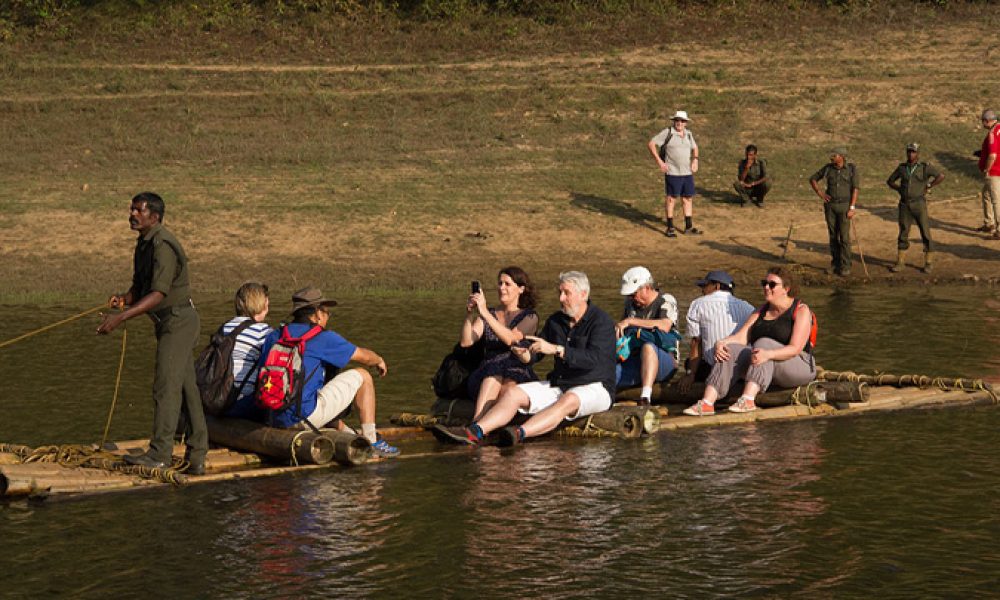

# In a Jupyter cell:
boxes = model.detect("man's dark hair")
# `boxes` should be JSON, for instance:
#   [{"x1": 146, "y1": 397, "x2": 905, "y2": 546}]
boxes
[
  {"x1": 133, "y1": 192, "x2": 165, "y2": 220},
  {"x1": 292, "y1": 305, "x2": 320, "y2": 323},
  {"x1": 745, "y1": 144, "x2": 758, "y2": 154}
]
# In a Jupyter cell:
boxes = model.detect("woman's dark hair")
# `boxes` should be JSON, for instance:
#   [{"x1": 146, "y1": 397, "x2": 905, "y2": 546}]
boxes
[
  {"x1": 767, "y1": 266, "x2": 798, "y2": 298},
  {"x1": 499, "y1": 265, "x2": 536, "y2": 309},
  {"x1": 745, "y1": 144, "x2": 758, "y2": 155}
]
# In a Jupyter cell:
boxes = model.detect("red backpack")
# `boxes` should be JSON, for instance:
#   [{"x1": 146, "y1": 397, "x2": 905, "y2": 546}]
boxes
[{"x1": 255, "y1": 325, "x2": 324, "y2": 412}]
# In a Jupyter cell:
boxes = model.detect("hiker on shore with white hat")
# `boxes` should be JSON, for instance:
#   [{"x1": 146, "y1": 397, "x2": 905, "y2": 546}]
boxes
[{"x1": 648, "y1": 110, "x2": 702, "y2": 237}]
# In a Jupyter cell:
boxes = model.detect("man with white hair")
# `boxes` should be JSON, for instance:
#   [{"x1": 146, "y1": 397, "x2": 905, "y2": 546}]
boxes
[
  {"x1": 615, "y1": 266, "x2": 681, "y2": 405},
  {"x1": 433, "y1": 271, "x2": 616, "y2": 447},
  {"x1": 648, "y1": 110, "x2": 702, "y2": 237},
  {"x1": 977, "y1": 109, "x2": 1000, "y2": 239}
]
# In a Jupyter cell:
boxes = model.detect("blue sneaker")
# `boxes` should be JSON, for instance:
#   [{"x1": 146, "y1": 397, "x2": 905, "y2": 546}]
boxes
[{"x1": 371, "y1": 439, "x2": 400, "y2": 458}]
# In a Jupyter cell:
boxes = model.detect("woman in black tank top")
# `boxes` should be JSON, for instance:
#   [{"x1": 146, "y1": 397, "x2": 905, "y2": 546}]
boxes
[{"x1": 683, "y1": 266, "x2": 816, "y2": 417}]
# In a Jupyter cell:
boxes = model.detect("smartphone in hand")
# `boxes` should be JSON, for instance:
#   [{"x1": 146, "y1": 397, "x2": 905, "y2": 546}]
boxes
[{"x1": 471, "y1": 280, "x2": 481, "y2": 294}]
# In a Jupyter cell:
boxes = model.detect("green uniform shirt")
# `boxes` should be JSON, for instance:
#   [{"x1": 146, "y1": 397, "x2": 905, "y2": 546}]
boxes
[
  {"x1": 886, "y1": 161, "x2": 941, "y2": 202},
  {"x1": 132, "y1": 223, "x2": 191, "y2": 312},
  {"x1": 811, "y1": 162, "x2": 859, "y2": 202},
  {"x1": 738, "y1": 158, "x2": 767, "y2": 184}
]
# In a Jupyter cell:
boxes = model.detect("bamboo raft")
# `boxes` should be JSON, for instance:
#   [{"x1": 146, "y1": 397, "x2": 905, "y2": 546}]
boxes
[{"x1": 2, "y1": 369, "x2": 996, "y2": 501}]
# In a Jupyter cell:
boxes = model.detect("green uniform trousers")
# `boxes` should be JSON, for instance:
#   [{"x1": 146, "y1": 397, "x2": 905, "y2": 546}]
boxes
[
  {"x1": 149, "y1": 303, "x2": 207, "y2": 463},
  {"x1": 824, "y1": 201, "x2": 852, "y2": 272},
  {"x1": 897, "y1": 198, "x2": 933, "y2": 252}
]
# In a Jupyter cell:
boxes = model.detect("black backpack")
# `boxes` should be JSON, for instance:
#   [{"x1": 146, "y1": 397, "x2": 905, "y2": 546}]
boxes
[
  {"x1": 657, "y1": 129, "x2": 695, "y2": 161},
  {"x1": 431, "y1": 342, "x2": 484, "y2": 400},
  {"x1": 195, "y1": 319, "x2": 255, "y2": 416}
]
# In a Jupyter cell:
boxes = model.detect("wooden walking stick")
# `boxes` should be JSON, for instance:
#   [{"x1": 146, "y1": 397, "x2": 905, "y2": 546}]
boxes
[
  {"x1": 850, "y1": 218, "x2": 870, "y2": 280},
  {"x1": 780, "y1": 221, "x2": 794, "y2": 260}
]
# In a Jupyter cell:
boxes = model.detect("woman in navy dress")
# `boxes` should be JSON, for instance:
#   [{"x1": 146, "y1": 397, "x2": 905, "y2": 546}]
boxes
[{"x1": 461, "y1": 266, "x2": 539, "y2": 420}]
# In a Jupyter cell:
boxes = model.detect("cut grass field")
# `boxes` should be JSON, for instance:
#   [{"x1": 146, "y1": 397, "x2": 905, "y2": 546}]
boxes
[{"x1": 2, "y1": 5, "x2": 1000, "y2": 302}]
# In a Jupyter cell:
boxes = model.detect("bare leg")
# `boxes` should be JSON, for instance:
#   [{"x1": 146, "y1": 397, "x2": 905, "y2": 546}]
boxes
[
  {"x1": 520, "y1": 393, "x2": 581, "y2": 438},
  {"x1": 682, "y1": 196, "x2": 694, "y2": 217},
  {"x1": 476, "y1": 386, "x2": 530, "y2": 435},
  {"x1": 640, "y1": 343, "x2": 659, "y2": 389},
  {"x1": 351, "y1": 368, "x2": 376, "y2": 425},
  {"x1": 665, "y1": 195, "x2": 677, "y2": 221},
  {"x1": 474, "y1": 375, "x2": 503, "y2": 420},
  {"x1": 741, "y1": 381, "x2": 762, "y2": 401}
]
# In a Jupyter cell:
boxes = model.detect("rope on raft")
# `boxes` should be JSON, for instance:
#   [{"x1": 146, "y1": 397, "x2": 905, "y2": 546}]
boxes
[
  {"x1": 0, "y1": 443, "x2": 187, "y2": 485},
  {"x1": 555, "y1": 415, "x2": 622, "y2": 438},
  {"x1": 818, "y1": 369, "x2": 998, "y2": 403}
]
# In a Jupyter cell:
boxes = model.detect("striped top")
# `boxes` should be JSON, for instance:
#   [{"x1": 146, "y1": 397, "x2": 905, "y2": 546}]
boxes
[
  {"x1": 221, "y1": 316, "x2": 274, "y2": 401},
  {"x1": 685, "y1": 291, "x2": 755, "y2": 365}
]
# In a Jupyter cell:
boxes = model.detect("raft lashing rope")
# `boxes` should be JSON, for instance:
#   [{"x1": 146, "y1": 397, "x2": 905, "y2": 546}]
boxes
[
  {"x1": 0, "y1": 443, "x2": 188, "y2": 485},
  {"x1": 818, "y1": 369, "x2": 998, "y2": 403}
]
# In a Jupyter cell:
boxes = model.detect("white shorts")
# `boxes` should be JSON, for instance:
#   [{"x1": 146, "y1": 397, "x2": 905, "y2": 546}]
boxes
[
  {"x1": 301, "y1": 369, "x2": 363, "y2": 429},
  {"x1": 517, "y1": 381, "x2": 612, "y2": 420}
]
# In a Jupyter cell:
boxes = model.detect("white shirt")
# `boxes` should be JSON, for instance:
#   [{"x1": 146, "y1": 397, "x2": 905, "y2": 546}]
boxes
[{"x1": 685, "y1": 290, "x2": 755, "y2": 365}]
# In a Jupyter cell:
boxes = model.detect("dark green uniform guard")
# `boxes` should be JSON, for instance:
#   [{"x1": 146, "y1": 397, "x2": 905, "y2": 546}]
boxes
[
  {"x1": 135, "y1": 223, "x2": 207, "y2": 465},
  {"x1": 886, "y1": 143, "x2": 944, "y2": 273},
  {"x1": 97, "y1": 193, "x2": 207, "y2": 472},
  {"x1": 810, "y1": 153, "x2": 859, "y2": 275}
]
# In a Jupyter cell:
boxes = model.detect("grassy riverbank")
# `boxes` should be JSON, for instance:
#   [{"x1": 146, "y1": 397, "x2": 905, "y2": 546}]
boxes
[{"x1": 2, "y1": 2, "x2": 1000, "y2": 301}]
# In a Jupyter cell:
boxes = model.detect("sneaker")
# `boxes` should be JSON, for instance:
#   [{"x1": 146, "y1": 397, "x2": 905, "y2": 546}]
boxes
[
  {"x1": 665, "y1": 227, "x2": 677, "y2": 238},
  {"x1": 636, "y1": 397, "x2": 652, "y2": 407},
  {"x1": 728, "y1": 397, "x2": 758, "y2": 413},
  {"x1": 682, "y1": 401, "x2": 715, "y2": 416},
  {"x1": 682, "y1": 227, "x2": 703, "y2": 235},
  {"x1": 977, "y1": 224, "x2": 994, "y2": 232},
  {"x1": 371, "y1": 439, "x2": 401, "y2": 458},
  {"x1": 431, "y1": 424, "x2": 479, "y2": 446},
  {"x1": 497, "y1": 426, "x2": 523, "y2": 448}
]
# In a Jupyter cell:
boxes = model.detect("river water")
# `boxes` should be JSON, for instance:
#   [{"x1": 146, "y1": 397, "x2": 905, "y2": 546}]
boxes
[{"x1": 2, "y1": 284, "x2": 999, "y2": 598}]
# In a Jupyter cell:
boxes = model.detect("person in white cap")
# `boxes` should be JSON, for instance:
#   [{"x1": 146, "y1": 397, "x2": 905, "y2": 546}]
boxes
[
  {"x1": 615, "y1": 266, "x2": 681, "y2": 405},
  {"x1": 648, "y1": 110, "x2": 702, "y2": 237}
]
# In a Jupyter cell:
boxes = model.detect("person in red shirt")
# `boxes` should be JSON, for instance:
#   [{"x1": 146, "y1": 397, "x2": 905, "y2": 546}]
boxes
[{"x1": 977, "y1": 109, "x2": 1000, "y2": 239}]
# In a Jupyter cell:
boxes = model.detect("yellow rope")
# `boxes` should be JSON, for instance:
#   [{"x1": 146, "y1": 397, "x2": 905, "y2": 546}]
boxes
[
  {"x1": 289, "y1": 430, "x2": 310, "y2": 467},
  {"x1": 100, "y1": 322, "x2": 127, "y2": 449},
  {"x1": 8, "y1": 444, "x2": 185, "y2": 484},
  {"x1": 0, "y1": 304, "x2": 105, "y2": 349}
]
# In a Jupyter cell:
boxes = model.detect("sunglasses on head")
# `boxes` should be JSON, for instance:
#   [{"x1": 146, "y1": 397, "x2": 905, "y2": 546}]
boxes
[{"x1": 760, "y1": 279, "x2": 781, "y2": 289}]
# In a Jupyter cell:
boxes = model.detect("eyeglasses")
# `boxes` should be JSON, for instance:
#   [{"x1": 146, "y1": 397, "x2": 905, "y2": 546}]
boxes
[{"x1": 760, "y1": 279, "x2": 781, "y2": 290}]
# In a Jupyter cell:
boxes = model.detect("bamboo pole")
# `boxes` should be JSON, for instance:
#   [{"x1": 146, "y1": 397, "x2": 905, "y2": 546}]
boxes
[
  {"x1": 324, "y1": 431, "x2": 372, "y2": 466},
  {"x1": 205, "y1": 416, "x2": 335, "y2": 465}
]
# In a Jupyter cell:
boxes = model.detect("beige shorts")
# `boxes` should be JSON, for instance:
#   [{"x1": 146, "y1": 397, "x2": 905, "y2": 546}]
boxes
[{"x1": 300, "y1": 369, "x2": 363, "y2": 429}]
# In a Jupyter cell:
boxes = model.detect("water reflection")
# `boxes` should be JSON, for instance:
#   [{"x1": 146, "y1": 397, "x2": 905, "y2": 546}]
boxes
[{"x1": 2, "y1": 286, "x2": 1000, "y2": 598}]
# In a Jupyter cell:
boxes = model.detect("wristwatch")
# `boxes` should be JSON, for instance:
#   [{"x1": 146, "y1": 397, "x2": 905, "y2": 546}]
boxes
[{"x1": 555, "y1": 345, "x2": 565, "y2": 358}]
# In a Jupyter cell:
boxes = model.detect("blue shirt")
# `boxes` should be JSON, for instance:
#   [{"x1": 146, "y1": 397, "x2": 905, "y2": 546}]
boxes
[{"x1": 254, "y1": 323, "x2": 358, "y2": 428}]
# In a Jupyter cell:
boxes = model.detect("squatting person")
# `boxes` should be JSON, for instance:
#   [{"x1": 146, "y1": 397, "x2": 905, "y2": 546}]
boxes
[
  {"x1": 734, "y1": 144, "x2": 770, "y2": 207},
  {"x1": 97, "y1": 192, "x2": 208, "y2": 474},
  {"x1": 885, "y1": 143, "x2": 944, "y2": 273}
]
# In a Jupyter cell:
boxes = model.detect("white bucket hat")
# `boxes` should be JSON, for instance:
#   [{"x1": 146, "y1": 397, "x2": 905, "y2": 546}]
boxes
[
  {"x1": 620, "y1": 266, "x2": 654, "y2": 295},
  {"x1": 671, "y1": 110, "x2": 690, "y2": 122}
]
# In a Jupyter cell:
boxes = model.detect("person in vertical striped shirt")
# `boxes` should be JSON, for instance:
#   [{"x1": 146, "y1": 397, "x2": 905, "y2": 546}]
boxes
[
  {"x1": 677, "y1": 270, "x2": 754, "y2": 395},
  {"x1": 221, "y1": 281, "x2": 274, "y2": 419}
]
